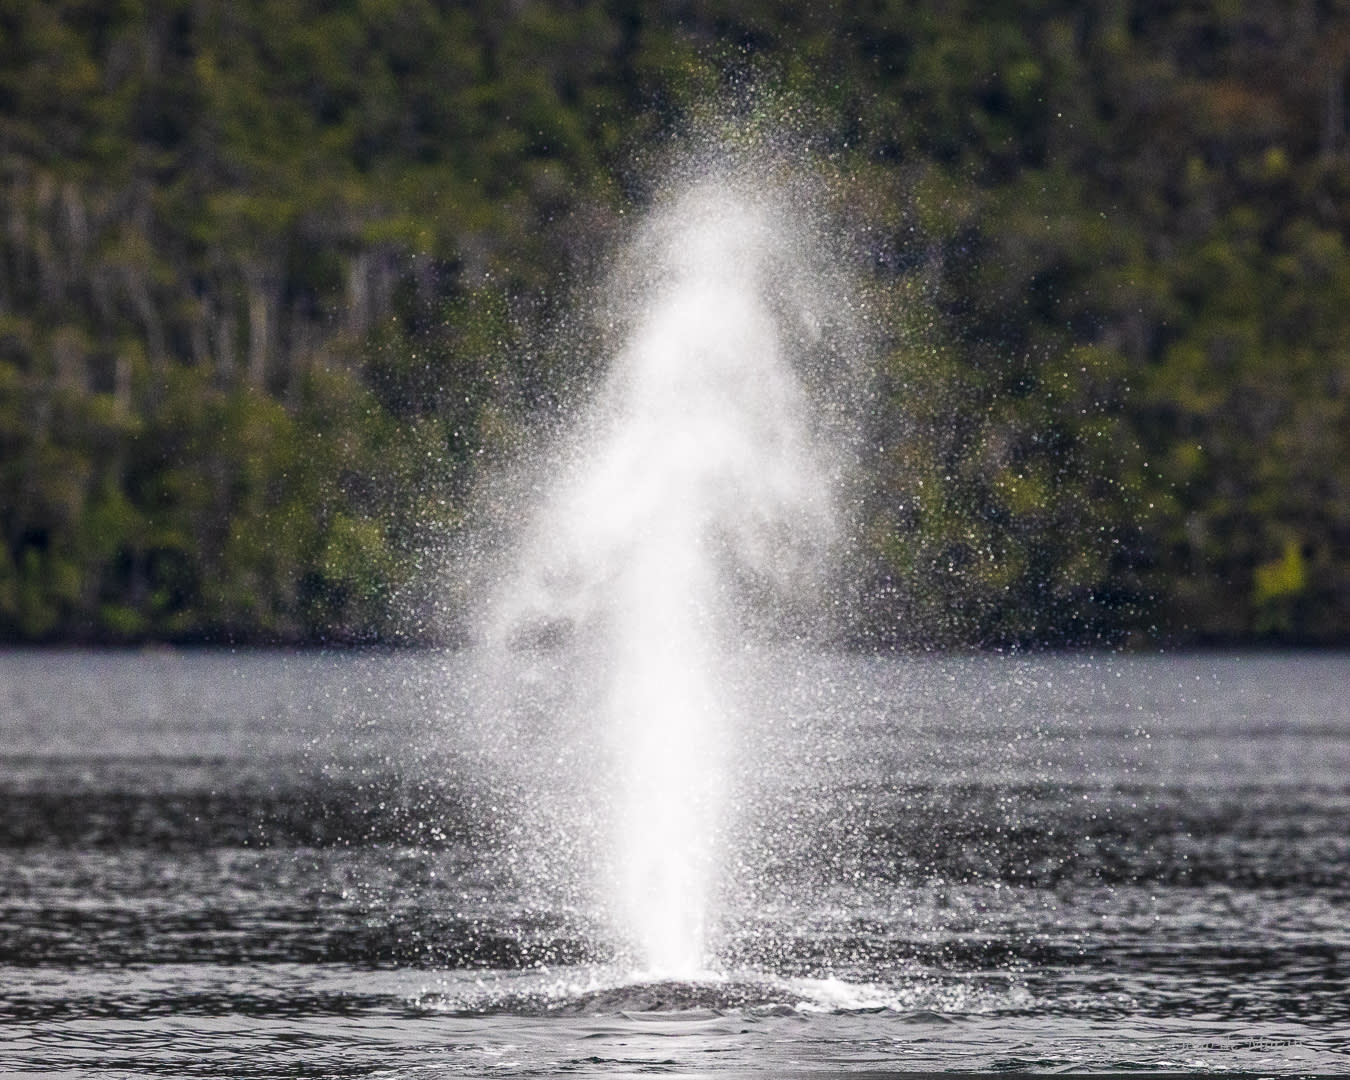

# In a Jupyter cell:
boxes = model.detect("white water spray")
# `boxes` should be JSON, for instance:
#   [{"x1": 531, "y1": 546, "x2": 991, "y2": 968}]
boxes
[{"x1": 485, "y1": 174, "x2": 843, "y2": 977}]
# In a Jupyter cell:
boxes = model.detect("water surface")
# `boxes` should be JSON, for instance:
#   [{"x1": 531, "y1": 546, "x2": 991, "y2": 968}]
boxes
[{"x1": 1, "y1": 648, "x2": 1347, "y2": 1076}]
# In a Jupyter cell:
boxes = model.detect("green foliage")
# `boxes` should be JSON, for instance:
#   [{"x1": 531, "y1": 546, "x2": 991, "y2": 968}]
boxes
[{"x1": 1, "y1": 0, "x2": 1348, "y2": 644}]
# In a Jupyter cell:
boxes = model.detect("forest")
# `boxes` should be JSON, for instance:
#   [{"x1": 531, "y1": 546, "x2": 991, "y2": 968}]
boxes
[{"x1": 2, "y1": 0, "x2": 1348, "y2": 647}]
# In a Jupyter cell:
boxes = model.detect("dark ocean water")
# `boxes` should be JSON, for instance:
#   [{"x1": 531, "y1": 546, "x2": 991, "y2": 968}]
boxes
[{"x1": 1, "y1": 648, "x2": 1347, "y2": 1077}]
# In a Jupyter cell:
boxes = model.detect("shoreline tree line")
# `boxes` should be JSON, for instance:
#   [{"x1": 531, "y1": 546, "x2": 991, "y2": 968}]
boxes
[{"x1": 2, "y1": 0, "x2": 1348, "y2": 647}]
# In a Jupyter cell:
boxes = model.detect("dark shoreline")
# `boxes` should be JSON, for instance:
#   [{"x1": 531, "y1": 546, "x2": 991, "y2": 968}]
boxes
[{"x1": 3, "y1": 636, "x2": 1349, "y2": 654}]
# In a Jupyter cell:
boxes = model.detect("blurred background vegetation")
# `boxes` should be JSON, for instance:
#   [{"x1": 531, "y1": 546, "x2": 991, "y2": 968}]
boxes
[{"x1": 2, "y1": 0, "x2": 1348, "y2": 647}]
